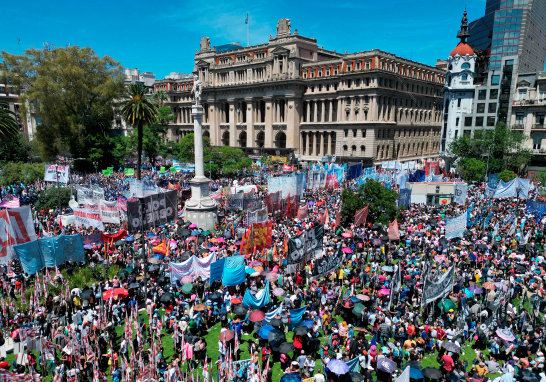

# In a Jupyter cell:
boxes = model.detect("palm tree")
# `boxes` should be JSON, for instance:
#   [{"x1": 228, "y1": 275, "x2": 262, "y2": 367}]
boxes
[
  {"x1": 0, "y1": 101, "x2": 20, "y2": 140},
  {"x1": 121, "y1": 84, "x2": 157, "y2": 180},
  {"x1": 151, "y1": 90, "x2": 168, "y2": 108}
]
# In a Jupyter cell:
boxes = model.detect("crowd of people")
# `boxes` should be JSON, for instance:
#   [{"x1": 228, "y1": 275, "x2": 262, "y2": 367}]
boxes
[{"x1": 0, "y1": 164, "x2": 544, "y2": 382}]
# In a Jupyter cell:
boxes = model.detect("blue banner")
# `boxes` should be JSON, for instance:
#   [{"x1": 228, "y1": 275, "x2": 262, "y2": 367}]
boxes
[
  {"x1": 527, "y1": 200, "x2": 546, "y2": 218},
  {"x1": 13, "y1": 234, "x2": 86, "y2": 275},
  {"x1": 446, "y1": 213, "x2": 467, "y2": 240},
  {"x1": 222, "y1": 255, "x2": 246, "y2": 286},
  {"x1": 347, "y1": 163, "x2": 362, "y2": 180},
  {"x1": 488, "y1": 173, "x2": 498, "y2": 189},
  {"x1": 209, "y1": 257, "x2": 226, "y2": 285},
  {"x1": 398, "y1": 189, "x2": 411, "y2": 208}
]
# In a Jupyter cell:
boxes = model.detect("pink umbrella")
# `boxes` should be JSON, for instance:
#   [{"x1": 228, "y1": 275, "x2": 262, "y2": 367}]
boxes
[
  {"x1": 378, "y1": 289, "x2": 390, "y2": 296},
  {"x1": 496, "y1": 328, "x2": 515, "y2": 341},
  {"x1": 170, "y1": 240, "x2": 177, "y2": 245},
  {"x1": 266, "y1": 272, "x2": 279, "y2": 282},
  {"x1": 181, "y1": 275, "x2": 193, "y2": 284},
  {"x1": 342, "y1": 247, "x2": 353, "y2": 254},
  {"x1": 150, "y1": 239, "x2": 160, "y2": 245},
  {"x1": 209, "y1": 247, "x2": 218, "y2": 251},
  {"x1": 342, "y1": 232, "x2": 352, "y2": 238},
  {"x1": 189, "y1": 224, "x2": 197, "y2": 228},
  {"x1": 187, "y1": 236, "x2": 196, "y2": 240},
  {"x1": 217, "y1": 238, "x2": 225, "y2": 242}
]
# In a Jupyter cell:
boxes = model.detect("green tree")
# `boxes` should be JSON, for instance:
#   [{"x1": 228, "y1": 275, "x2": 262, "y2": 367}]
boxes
[
  {"x1": 498, "y1": 169, "x2": 516, "y2": 182},
  {"x1": 215, "y1": 146, "x2": 252, "y2": 175},
  {"x1": 449, "y1": 123, "x2": 531, "y2": 175},
  {"x1": 34, "y1": 187, "x2": 72, "y2": 211},
  {"x1": 0, "y1": 101, "x2": 19, "y2": 141},
  {"x1": 151, "y1": 90, "x2": 168, "y2": 108},
  {"x1": 121, "y1": 84, "x2": 158, "y2": 179},
  {"x1": 1, "y1": 46, "x2": 125, "y2": 162},
  {"x1": 112, "y1": 136, "x2": 132, "y2": 167},
  {"x1": 0, "y1": 134, "x2": 32, "y2": 163},
  {"x1": 341, "y1": 179, "x2": 403, "y2": 225},
  {"x1": 458, "y1": 158, "x2": 486, "y2": 182},
  {"x1": 0, "y1": 163, "x2": 44, "y2": 186},
  {"x1": 535, "y1": 169, "x2": 546, "y2": 186},
  {"x1": 174, "y1": 133, "x2": 211, "y2": 163}
]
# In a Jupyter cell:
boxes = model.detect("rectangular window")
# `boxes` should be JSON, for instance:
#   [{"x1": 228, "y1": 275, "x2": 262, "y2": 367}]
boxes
[
  {"x1": 491, "y1": 75, "x2": 500, "y2": 85},
  {"x1": 464, "y1": 117, "x2": 472, "y2": 126},
  {"x1": 487, "y1": 116, "x2": 496, "y2": 126},
  {"x1": 362, "y1": 129, "x2": 366, "y2": 137},
  {"x1": 536, "y1": 113, "x2": 545, "y2": 125},
  {"x1": 457, "y1": 98, "x2": 462, "y2": 108},
  {"x1": 476, "y1": 117, "x2": 484, "y2": 126},
  {"x1": 478, "y1": 90, "x2": 487, "y2": 100},
  {"x1": 488, "y1": 103, "x2": 497, "y2": 113},
  {"x1": 344, "y1": 129, "x2": 348, "y2": 137},
  {"x1": 454, "y1": 130, "x2": 459, "y2": 138},
  {"x1": 353, "y1": 129, "x2": 357, "y2": 137},
  {"x1": 463, "y1": 130, "x2": 471, "y2": 136},
  {"x1": 477, "y1": 103, "x2": 485, "y2": 113},
  {"x1": 456, "y1": 117, "x2": 460, "y2": 126},
  {"x1": 490, "y1": 89, "x2": 498, "y2": 99},
  {"x1": 516, "y1": 113, "x2": 524, "y2": 122}
]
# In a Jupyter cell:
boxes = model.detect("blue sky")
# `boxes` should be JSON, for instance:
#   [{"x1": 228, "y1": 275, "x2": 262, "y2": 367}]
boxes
[{"x1": 2, "y1": 0, "x2": 485, "y2": 79}]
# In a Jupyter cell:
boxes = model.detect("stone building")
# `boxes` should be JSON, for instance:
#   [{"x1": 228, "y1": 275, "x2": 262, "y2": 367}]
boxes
[{"x1": 155, "y1": 19, "x2": 446, "y2": 164}]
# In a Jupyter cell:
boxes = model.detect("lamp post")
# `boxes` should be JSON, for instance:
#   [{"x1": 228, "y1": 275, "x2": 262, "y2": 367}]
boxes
[
  {"x1": 93, "y1": 161, "x2": 98, "y2": 175},
  {"x1": 516, "y1": 186, "x2": 522, "y2": 201}
]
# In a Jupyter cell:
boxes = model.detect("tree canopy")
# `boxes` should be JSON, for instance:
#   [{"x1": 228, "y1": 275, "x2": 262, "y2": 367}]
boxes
[
  {"x1": 341, "y1": 179, "x2": 403, "y2": 225},
  {"x1": 449, "y1": 123, "x2": 531, "y2": 179},
  {"x1": 1, "y1": 46, "x2": 126, "y2": 165}
]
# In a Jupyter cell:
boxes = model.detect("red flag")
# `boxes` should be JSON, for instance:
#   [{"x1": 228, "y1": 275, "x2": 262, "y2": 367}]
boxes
[
  {"x1": 297, "y1": 205, "x2": 308, "y2": 220},
  {"x1": 388, "y1": 219, "x2": 400, "y2": 241},
  {"x1": 354, "y1": 205, "x2": 369, "y2": 226}
]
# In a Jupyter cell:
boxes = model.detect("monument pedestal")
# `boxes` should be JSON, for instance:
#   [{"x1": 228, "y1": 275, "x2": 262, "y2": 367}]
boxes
[{"x1": 184, "y1": 104, "x2": 218, "y2": 231}]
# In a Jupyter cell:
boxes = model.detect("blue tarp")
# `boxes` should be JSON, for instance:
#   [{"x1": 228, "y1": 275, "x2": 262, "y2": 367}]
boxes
[
  {"x1": 288, "y1": 306, "x2": 306, "y2": 326},
  {"x1": 222, "y1": 255, "x2": 246, "y2": 286},
  {"x1": 493, "y1": 179, "x2": 517, "y2": 198},
  {"x1": 408, "y1": 170, "x2": 426, "y2": 182},
  {"x1": 13, "y1": 234, "x2": 86, "y2": 275},
  {"x1": 527, "y1": 200, "x2": 546, "y2": 218},
  {"x1": 347, "y1": 163, "x2": 362, "y2": 180},
  {"x1": 209, "y1": 257, "x2": 225, "y2": 285},
  {"x1": 346, "y1": 357, "x2": 360, "y2": 372},
  {"x1": 242, "y1": 280, "x2": 270, "y2": 308}
]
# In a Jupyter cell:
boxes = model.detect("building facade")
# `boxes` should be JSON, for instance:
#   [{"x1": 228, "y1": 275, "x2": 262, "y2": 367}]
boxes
[
  {"x1": 468, "y1": 0, "x2": 546, "y2": 81},
  {"x1": 156, "y1": 19, "x2": 446, "y2": 165}
]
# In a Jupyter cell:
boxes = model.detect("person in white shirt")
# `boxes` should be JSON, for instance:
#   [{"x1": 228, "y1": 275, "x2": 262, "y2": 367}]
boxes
[{"x1": 314, "y1": 369, "x2": 325, "y2": 382}]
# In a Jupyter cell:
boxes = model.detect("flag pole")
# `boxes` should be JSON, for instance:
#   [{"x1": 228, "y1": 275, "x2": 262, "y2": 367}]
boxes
[{"x1": 246, "y1": 12, "x2": 249, "y2": 47}]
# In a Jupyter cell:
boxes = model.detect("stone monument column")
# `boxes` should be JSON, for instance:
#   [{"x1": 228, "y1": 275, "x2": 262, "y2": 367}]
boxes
[{"x1": 184, "y1": 76, "x2": 218, "y2": 231}]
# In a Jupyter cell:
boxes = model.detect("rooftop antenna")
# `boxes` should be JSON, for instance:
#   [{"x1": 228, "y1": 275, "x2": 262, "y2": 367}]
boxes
[{"x1": 245, "y1": 12, "x2": 249, "y2": 47}]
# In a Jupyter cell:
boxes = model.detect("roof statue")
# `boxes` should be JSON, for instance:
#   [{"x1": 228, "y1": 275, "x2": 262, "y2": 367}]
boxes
[
  {"x1": 200, "y1": 37, "x2": 211, "y2": 52},
  {"x1": 276, "y1": 18, "x2": 291, "y2": 37}
]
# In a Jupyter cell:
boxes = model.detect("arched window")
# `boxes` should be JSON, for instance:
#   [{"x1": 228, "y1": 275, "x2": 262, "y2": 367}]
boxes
[
  {"x1": 360, "y1": 145, "x2": 366, "y2": 155},
  {"x1": 351, "y1": 145, "x2": 356, "y2": 153},
  {"x1": 239, "y1": 131, "x2": 247, "y2": 147},
  {"x1": 275, "y1": 131, "x2": 286, "y2": 148},
  {"x1": 461, "y1": 63, "x2": 470, "y2": 69},
  {"x1": 448, "y1": 64, "x2": 453, "y2": 70},
  {"x1": 462, "y1": 74, "x2": 468, "y2": 80},
  {"x1": 222, "y1": 131, "x2": 230, "y2": 146},
  {"x1": 256, "y1": 131, "x2": 265, "y2": 148},
  {"x1": 203, "y1": 130, "x2": 210, "y2": 138}
]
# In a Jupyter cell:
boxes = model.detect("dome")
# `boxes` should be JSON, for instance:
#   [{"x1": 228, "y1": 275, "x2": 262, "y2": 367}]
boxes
[{"x1": 450, "y1": 42, "x2": 474, "y2": 57}]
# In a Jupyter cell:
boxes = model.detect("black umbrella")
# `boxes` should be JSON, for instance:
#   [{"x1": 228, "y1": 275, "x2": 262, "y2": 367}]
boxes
[
  {"x1": 380, "y1": 235, "x2": 389, "y2": 242},
  {"x1": 270, "y1": 318, "x2": 283, "y2": 327},
  {"x1": 477, "y1": 244, "x2": 487, "y2": 249},
  {"x1": 371, "y1": 224, "x2": 381, "y2": 230},
  {"x1": 128, "y1": 283, "x2": 141, "y2": 289},
  {"x1": 278, "y1": 342, "x2": 295, "y2": 354},
  {"x1": 349, "y1": 372, "x2": 364, "y2": 382},
  {"x1": 441, "y1": 341, "x2": 461, "y2": 353},
  {"x1": 209, "y1": 291, "x2": 222, "y2": 300},
  {"x1": 180, "y1": 229, "x2": 191, "y2": 237},
  {"x1": 81, "y1": 290, "x2": 94, "y2": 301},
  {"x1": 254, "y1": 321, "x2": 264, "y2": 333},
  {"x1": 146, "y1": 265, "x2": 160, "y2": 272},
  {"x1": 181, "y1": 252, "x2": 192, "y2": 261},
  {"x1": 519, "y1": 370, "x2": 540, "y2": 382},
  {"x1": 293, "y1": 325, "x2": 309, "y2": 336},
  {"x1": 233, "y1": 304, "x2": 248, "y2": 316},
  {"x1": 422, "y1": 367, "x2": 443, "y2": 380},
  {"x1": 159, "y1": 292, "x2": 175, "y2": 303},
  {"x1": 267, "y1": 329, "x2": 284, "y2": 349},
  {"x1": 126, "y1": 260, "x2": 138, "y2": 268},
  {"x1": 402, "y1": 361, "x2": 422, "y2": 370},
  {"x1": 515, "y1": 264, "x2": 527, "y2": 273},
  {"x1": 117, "y1": 270, "x2": 129, "y2": 278}
]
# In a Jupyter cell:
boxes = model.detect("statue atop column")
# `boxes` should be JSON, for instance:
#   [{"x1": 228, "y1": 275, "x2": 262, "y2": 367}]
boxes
[
  {"x1": 199, "y1": 37, "x2": 211, "y2": 52},
  {"x1": 191, "y1": 75, "x2": 202, "y2": 106},
  {"x1": 276, "y1": 18, "x2": 291, "y2": 37}
]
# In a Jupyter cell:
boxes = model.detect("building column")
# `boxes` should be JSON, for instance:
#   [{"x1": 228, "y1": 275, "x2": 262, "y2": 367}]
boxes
[
  {"x1": 246, "y1": 97, "x2": 254, "y2": 149},
  {"x1": 325, "y1": 132, "x2": 331, "y2": 155},
  {"x1": 285, "y1": 96, "x2": 299, "y2": 151},
  {"x1": 228, "y1": 99, "x2": 236, "y2": 147},
  {"x1": 264, "y1": 96, "x2": 274, "y2": 148},
  {"x1": 337, "y1": 98, "x2": 343, "y2": 122},
  {"x1": 312, "y1": 101, "x2": 317, "y2": 123},
  {"x1": 207, "y1": 101, "x2": 218, "y2": 146},
  {"x1": 320, "y1": 100, "x2": 325, "y2": 123},
  {"x1": 306, "y1": 101, "x2": 311, "y2": 123}
]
